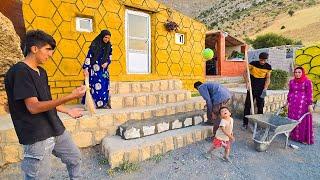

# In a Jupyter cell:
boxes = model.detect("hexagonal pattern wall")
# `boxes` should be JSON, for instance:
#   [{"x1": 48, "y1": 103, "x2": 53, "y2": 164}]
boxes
[
  {"x1": 22, "y1": 0, "x2": 206, "y2": 99},
  {"x1": 295, "y1": 45, "x2": 320, "y2": 101}
]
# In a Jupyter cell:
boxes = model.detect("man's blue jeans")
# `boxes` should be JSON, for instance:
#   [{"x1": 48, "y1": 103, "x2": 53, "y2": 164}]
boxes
[{"x1": 21, "y1": 131, "x2": 81, "y2": 180}]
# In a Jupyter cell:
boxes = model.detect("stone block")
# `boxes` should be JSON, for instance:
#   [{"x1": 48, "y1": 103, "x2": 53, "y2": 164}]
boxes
[
  {"x1": 142, "y1": 126, "x2": 155, "y2": 136},
  {"x1": 154, "y1": 109, "x2": 166, "y2": 117},
  {"x1": 147, "y1": 94, "x2": 157, "y2": 105},
  {"x1": 109, "y1": 83, "x2": 117, "y2": 94},
  {"x1": 124, "y1": 96, "x2": 134, "y2": 107},
  {"x1": 4, "y1": 129, "x2": 18, "y2": 143},
  {"x1": 129, "y1": 112, "x2": 142, "y2": 120},
  {"x1": 79, "y1": 117, "x2": 98, "y2": 130},
  {"x1": 167, "y1": 93, "x2": 176, "y2": 103},
  {"x1": 158, "y1": 94, "x2": 167, "y2": 104},
  {"x1": 176, "y1": 93, "x2": 185, "y2": 102},
  {"x1": 152, "y1": 142, "x2": 163, "y2": 155},
  {"x1": 171, "y1": 119, "x2": 182, "y2": 129},
  {"x1": 183, "y1": 117, "x2": 192, "y2": 127},
  {"x1": 156, "y1": 122, "x2": 169, "y2": 133},
  {"x1": 94, "y1": 130, "x2": 107, "y2": 143},
  {"x1": 151, "y1": 81, "x2": 160, "y2": 91},
  {"x1": 114, "y1": 113, "x2": 128, "y2": 125},
  {"x1": 135, "y1": 96, "x2": 147, "y2": 106},
  {"x1": 185, "y1": 133, "x2": 194, "y2": 145},
  {"x1": 175, "y1": 81, "x2": 183, "y2": 90},
  {"x1": 174, "y1": 136, "x2": 184, "y2": 148},
  {"x1": 164, "y1": 137, "x2": 174, "y2": 152},
  {"x1": 109, "y1": 151, "x2": 124, "y2": 168},
  {"x1": 142, "y1": 111, "x2": 152, "y2": 119},
  {"x1": 176, "y1": 106, "x2": 185, "y2": 113},
  {"x1": 203, "y1": 114, "x2": 208, "y2": 122},
  {"x1": 118, "y1": 83, "x2": 131, "y2": 94},
  {"x1": 131, "y1": 83, "x2": 141, "y2": 93},
  {"x1": 160, "y1": 81, "x2": 169, "y2": 91},
  {"x1": 185, "y1": 91, "x2": 191, "y2": 99},
  {"x1": 185, "y1": 103, "x2": 194, "y2": 111},
  {"x1": 110, "y1": 96, "x2": 123, "y2": 108},
  {"x1": 141, "y1": 82, "x2": 151, "y2": 92},
  {"x1": 98, "y1": 115, "x2": 114, "y2": 128},
  {"x1": 140, "y1": 146, "x2": 151, "y2": 160},
  {"x1": 123, "y1": 128, "x2": 141, "y2": 139},
  {"x1": 193, "y1": 116, "x2": 203, "y2": 125},
  {"x1": 194, "y1": 130, "x2": 202, "y2": 141},
  {"x1": 166, "y1": 107, "x2": 175, "y2": 115},
  {"x1": 72, "y1": 132, "x2": 93, "y2": 148},
  {"x1": 107, "y1": 126, "x2": 118, "y2": 136},
  {"x1": 62, "y1": 119, "x2": 78, "y2": 133},
  {"x1": 3, "y1": 144, "x2": 23, "y2": 163},
  {"x1": 168, "y1": 80, "x2": 175, "y2": 90},
  {"x1": 128, "y1": 148, "x2": 139, "y2": 162}
]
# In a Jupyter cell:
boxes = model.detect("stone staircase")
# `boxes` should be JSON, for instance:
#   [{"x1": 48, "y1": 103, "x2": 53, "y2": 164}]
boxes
[{"x1": 102, "y1": 80, "x2": 211, "y2": 168}]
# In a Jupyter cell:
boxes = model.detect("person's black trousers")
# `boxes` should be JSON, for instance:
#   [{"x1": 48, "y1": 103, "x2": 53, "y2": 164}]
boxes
[{"x1": 243, "y1": 91, "x2": 265, "y2": 126}]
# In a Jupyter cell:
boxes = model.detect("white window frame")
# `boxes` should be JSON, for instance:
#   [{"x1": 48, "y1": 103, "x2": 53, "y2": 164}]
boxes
[
  {"x1": 125, "y1": 9, "x2": 151, "y2": 74},
  {"x1": 75, "y1": 17, "x2": 93, "y2": 32},
  {"x1": 175, "y1": 33, "x2": 185, "y2": 45}
]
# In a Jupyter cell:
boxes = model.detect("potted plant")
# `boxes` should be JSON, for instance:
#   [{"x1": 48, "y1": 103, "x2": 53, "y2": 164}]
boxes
[{"x1": 164, "y1": 20, "x2": 179, "y2": 32}]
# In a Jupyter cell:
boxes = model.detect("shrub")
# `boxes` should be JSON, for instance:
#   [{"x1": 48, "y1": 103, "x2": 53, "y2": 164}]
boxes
[
  {"x1": 251, "y1": 33, "x2": 302, "y2": 49},
  {"x1": 269, "y1": 69, "x2": 289, "y2": 90},
  {"x1": 288, "y1": 9, "x2": 295, "y2": 16},
  {"x1": 281, "y1": 25, "x2": 286, "y2": 29}
]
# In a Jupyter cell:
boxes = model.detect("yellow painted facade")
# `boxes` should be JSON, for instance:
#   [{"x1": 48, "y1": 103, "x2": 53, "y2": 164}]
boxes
[
  {"x1": 22, "y1": 0, "x2": 207, "y2": 99},
  {"x1": 295, "y1": 45, "x2": 320, "y2": 101}
]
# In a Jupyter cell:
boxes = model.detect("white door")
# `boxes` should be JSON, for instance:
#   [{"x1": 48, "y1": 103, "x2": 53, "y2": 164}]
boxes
[{"x1": 125, "y1": 10, "x2": 151, "y2": 74}]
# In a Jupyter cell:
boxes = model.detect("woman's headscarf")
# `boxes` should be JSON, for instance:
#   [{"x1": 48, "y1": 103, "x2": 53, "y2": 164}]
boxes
[
  {"x1": 89, "y1": 30, "x2": 112, "y2": 65},
  {"x1": 293, "y1": 67, "x2": 308, "y2": 83}
]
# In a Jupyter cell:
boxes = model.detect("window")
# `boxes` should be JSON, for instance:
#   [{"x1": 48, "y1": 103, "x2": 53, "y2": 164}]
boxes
[
  {"x1": 175, "y1": 33, "x2": 185, "y2": 45},
  {"x1": 75, "y1": 17, "x2": 93, "y2": 32}
]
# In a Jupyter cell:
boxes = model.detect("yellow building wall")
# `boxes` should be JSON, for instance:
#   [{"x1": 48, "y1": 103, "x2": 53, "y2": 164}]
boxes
[
  {"x1": 22, "y1": 0, "x2": 207, "y2": 100},
  {"x1": 295, "y1": 45, "x2": 320, "y2": 101}
]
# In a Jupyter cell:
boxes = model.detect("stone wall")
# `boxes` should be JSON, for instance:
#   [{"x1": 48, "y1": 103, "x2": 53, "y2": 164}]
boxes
[
  {"x1": 228, "y1": 89, "x2": 288, "y2": 118},
  {"x1": 0, "y1": 12, "x2": 24, "y2": 114}
]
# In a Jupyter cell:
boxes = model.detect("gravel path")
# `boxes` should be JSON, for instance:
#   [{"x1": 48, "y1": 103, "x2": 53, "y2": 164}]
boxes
[{"x1": 1, "y1": 114, "x2": 319, "y2": 180}]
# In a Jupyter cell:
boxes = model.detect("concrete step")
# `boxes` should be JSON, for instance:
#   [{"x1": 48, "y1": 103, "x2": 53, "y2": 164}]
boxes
[
  {"x1": 110, "y1": 79, "x2": 183, "y2": 95},
  {"x1": 118, "y1": 110, "x2": 206, "y2": 140},
  {"x1": 110, "y1": 90, "x2": 191, "y2": 109},
  {"x1": 102, "y1": 125, "x2": 213, "y2": 168}
]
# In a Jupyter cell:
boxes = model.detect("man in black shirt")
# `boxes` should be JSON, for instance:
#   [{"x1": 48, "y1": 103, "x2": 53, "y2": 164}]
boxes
[
  {"x1": 5, "y1": 30, "x2": 86, "y2": 179},
  {"x1": 243, "y1": 52, "x2": 272, "y2": 129}
]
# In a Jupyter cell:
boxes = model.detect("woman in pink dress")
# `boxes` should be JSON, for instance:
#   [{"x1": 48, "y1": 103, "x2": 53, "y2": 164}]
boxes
[{"x1": 287, "y1": 67, "x2": 314, "y2": 144}]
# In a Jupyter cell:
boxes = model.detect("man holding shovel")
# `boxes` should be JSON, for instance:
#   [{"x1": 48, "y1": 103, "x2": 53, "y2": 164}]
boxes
[{"x1": 243, "y1": 52, "x2": 272, "y2": 129}]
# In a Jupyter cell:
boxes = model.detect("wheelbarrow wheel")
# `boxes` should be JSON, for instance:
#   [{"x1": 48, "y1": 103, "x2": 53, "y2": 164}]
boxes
[{"x1": 254, "y1": 140, "x2": 269, "y2": 152}]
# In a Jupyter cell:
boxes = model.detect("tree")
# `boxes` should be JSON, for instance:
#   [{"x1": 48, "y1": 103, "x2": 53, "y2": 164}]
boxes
[{"x1": 249, "y1": 33, "x2": 302, "y2": 49}]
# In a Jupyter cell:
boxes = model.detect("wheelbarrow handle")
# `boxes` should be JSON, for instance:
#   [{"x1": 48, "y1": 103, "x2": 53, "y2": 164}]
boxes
[
  {"x1": 296, "y1": 112, "x2": 311, "y2": 123},
  {"x1": 275, "y1": 106, "x2": 286, "y2": 116}
]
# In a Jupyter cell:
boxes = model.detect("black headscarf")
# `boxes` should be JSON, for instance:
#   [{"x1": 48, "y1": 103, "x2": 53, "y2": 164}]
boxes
[{"x1": 90, "y1": 30, "x2": 112, "y2": 65}]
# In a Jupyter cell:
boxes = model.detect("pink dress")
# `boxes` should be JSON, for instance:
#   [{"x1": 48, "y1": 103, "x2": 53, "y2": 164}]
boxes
[{"x1": 287, "y1": 79, "x2": 314, "y2": 144}]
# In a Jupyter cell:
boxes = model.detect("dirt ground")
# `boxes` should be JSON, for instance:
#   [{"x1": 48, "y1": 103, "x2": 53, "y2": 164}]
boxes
[{"x1": 1, "y1": 113, "x2": 319, "y2": 180}]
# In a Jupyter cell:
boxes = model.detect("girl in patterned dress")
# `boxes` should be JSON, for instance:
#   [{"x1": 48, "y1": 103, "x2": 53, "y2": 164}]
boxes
[
  {"x1": 82, "y1": 30, "x2": 112, "y2": 108},
  {"x1": 287, "y1": 67, "x2": 314, "y2": 144}
]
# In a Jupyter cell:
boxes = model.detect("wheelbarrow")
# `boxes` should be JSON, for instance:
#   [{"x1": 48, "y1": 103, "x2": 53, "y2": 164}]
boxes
[{"x1": 245, "y1": 108, "x2": 310, "y2": 152}]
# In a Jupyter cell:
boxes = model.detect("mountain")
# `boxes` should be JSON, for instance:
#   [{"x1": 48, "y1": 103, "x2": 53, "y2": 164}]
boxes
[{"x1": 157, "y1": 0, "x2": 320, "y2": 45}]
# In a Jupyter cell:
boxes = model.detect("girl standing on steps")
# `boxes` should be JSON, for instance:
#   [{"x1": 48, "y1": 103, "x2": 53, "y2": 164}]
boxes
[{"x1": 82, "y1": 30, "x2": 112, "y2": 109}]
